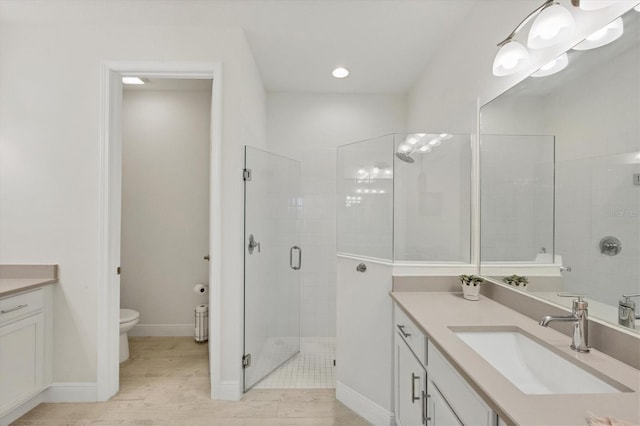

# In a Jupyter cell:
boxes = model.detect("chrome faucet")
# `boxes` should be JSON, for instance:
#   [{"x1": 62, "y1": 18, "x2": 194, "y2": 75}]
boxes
[
  {"x1": 618, "y1": 294, "x2": 640, "y2": 328},
  {"x1": 539, "y1": 293, "x2": 589, "y2": 353}
]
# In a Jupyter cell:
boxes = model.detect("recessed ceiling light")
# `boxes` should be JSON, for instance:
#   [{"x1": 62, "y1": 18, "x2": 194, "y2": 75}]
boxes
[
  {"x1": 332, "y1": 67, "x2": 350, "y2": 79},
  {"x1": 122, "y1": 77, "x2": 145, "y2": 85}
]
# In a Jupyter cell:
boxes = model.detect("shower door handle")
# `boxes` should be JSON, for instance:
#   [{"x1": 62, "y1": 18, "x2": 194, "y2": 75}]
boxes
[{"x1": 290, "y1": 246, "x2": 302, "y2": 270}]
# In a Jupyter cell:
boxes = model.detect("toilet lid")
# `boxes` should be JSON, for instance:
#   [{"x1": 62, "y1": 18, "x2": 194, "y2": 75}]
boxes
[{"x1": 120, "y1": 308, "x2": 139, "y2": 323}]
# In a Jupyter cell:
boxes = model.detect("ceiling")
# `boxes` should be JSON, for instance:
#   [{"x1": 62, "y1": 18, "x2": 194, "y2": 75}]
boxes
[
  {"x1": 238, "y1": 1, "x2": 479, "y2": 93},
  {"x1": 1, "y1": 0, "x2": 478, "y2": 94}
]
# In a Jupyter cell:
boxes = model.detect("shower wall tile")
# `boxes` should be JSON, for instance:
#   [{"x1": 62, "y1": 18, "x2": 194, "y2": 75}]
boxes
[{"x1": 267, "y1": 93, "x2": 406, "y2": 338}]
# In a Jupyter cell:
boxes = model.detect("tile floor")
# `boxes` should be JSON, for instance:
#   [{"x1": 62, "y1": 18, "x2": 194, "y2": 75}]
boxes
[
  {"x1": 12, "y1": 337, "x2": 366, "y2": 426},
  {"x1": 254, "y1": 338, "x2": 335, "y2": 389}
]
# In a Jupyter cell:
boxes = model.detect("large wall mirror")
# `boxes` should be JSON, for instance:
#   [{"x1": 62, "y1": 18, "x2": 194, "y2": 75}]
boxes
[{"x1": 480, "y1": 6, "x2": 640, "y2": 334}]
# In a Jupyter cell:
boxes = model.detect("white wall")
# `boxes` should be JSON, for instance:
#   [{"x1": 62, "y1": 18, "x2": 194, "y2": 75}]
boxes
[
  {"x1": 0, "y1": 1, "x2": 266, "y2": 394},
  {"x1": 121, "y1": 87, "x2": 211, "y2": 335},
  {"x1": 336, "y1": 257, "x2": 393, "y2": 424},
  {"x1": 266, "y1": 93, "x2": 406, "y2": 338}
]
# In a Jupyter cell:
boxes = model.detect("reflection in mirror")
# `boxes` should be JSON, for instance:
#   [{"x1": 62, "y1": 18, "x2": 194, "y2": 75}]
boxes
[{"x1": 480, "y1": 7, "x2": 640, "y2": 333}]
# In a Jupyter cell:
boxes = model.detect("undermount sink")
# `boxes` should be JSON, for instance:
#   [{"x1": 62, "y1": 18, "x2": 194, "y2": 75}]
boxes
[{"x1": 452, "y1": 327, "x2": 625, "y2": 395}]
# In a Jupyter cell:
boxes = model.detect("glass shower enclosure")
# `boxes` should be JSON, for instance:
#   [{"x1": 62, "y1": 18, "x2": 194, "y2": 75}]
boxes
[
  {"x1": 337, "y1": 133, "x2": 472, "y2": 263},
  {"x1": 243, "y1": 146, "x2": 302, "y2": 391}
]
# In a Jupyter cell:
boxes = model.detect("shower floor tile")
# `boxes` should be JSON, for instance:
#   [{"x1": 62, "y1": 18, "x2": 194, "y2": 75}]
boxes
[{"x1": 254, "y1": 337, "x2": 335, "y2": 389}]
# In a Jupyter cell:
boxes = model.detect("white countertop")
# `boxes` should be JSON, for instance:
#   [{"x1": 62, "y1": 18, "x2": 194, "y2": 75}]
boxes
[
  {"x1": 391, "y1": 291, "x2": 640, "y2": 426},
  {"x1": 0, "y1": 277, "x2": 57, "y2": 297},
  {"x1": 0, "y1": 264, "x2": 58, "y2": 297}
]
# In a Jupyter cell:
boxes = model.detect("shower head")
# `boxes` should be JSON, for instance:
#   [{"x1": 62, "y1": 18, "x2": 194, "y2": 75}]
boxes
[{"x1": 395, "y1": 152, "x2": 415, "y2": 163}]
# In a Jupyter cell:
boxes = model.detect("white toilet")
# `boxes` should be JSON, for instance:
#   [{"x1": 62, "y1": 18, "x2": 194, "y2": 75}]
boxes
[{"x1": 119, "y1": 308, "x2": 140, "y2": 363}]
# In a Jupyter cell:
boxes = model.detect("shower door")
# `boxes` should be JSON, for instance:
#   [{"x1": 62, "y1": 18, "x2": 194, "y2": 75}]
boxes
[{"x1": 243, "y1": 146, "x2": 302, "y2": 391}]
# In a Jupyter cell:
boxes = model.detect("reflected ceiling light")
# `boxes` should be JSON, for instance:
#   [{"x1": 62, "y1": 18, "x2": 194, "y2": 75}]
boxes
[
  {"x1": 532, "y1": 52, "x2": 569, "y2": 77},
  {"x1": 573, "y1": 17, "x2": 623, "y2": 50},
  {"x1": 379, "y1": 190, "x2": 385, "y2": 194},
  {"x1": 122, "y1": 77, "x2": 145, "y2": 85},
  {"x1": 332, "y1": 67, "x2": 350, "y2": 78},
  {"x1": 528, "y1": 3, "x2": 575, "y2": 49},
  {"x1": 384, "y1": 169, "x2": 392, "y2": 175},
  {"x1": 428, "y1": 138, "x2": 442, "y2": 146},
  {"x1": 635, "y1": 4, "x2": 640, "y2": 11},
  {"x1": 439, "y1": 133, "x2": 452, "y2": 139},
  {"x1": 358, "y1": 168, "x2": 366, "y2": 175},
  {"x1": 398, "y1": 144, "x2": 411, "y2": 152},
  {"x1": 418, "y1": 145, "x2": 432, "y2": 153},
  {"x1": 579, "y1": 0, "x2": 622, "y2": 10}
]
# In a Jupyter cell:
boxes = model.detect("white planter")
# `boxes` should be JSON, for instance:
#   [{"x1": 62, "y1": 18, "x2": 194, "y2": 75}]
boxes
[{"x1": 461, "y1": 284, "x2": 480, "y2": 301}]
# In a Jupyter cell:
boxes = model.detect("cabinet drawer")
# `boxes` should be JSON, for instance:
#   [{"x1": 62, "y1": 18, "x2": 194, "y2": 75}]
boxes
[
  {"x1": 394, "y1": 304, "x2": 426, "y2": 365},
  {"x1": 0, "y1": 289, "x2": 44, "y2": 325},
  {"x1": 428, "y1": 343, "x2": 495, "y2": 426}
]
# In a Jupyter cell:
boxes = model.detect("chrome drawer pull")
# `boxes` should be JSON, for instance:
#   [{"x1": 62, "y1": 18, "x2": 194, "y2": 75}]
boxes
[
  {"x1": 397, "y1": 324, "x2": 412, "y2": 338},
  {"x1": 1, "y1": 304, "x2": 28, "y2": 314},
  {"x1": 411, "y1": 373, "x2": 421, "y2": 403}
]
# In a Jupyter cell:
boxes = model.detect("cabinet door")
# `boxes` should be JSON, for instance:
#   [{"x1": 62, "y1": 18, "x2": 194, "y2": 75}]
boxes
[
  {"x1": 396, "y1": 336, "x2": 426, "y2": 426},
  {"x1": 427, "y1": 380, "x2": 462, "y2": 426},
  {"x1": 0, "y1": 313, "x2": 45, "y2": 413}
]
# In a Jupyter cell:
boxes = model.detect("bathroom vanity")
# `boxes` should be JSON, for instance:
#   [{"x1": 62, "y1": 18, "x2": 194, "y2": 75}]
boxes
[
  {"x1": 391, "y1": 292, "x2": 640, "y2": 426},
  {"x1": 0, "y1": 265, "x2": 56, "y2": 422}
]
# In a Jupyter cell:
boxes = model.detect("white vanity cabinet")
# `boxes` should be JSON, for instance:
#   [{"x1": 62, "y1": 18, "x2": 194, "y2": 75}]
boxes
[
  {"x1": 427, "y1": 379, "x2": 462, "y2": 426},
  {"x1": 393, "y1": 302, "x2": 497, "y2": 426},
  {"x1": 394, "y1": 304, "x2": 427, "y2": 426},
  {"x1": 395, "y1": 334, "x2": 427, "y2": 425},
  {"x1": 0, "y1": 288, "x2": 51, "y2": 416}
]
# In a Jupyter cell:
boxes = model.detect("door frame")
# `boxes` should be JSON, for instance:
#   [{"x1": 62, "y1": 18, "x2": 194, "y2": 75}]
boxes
[{"x1": 97, "y1": 61, "x2": 223, "y2": 400}]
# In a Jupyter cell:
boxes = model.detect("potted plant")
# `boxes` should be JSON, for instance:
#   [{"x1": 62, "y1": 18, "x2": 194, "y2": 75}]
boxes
[
  {"x1": 458, "y1": 274, "x2": 484, "y2": 301},
  {"x1": 502, "y1": 274, "x2": 528, "y2": 288}
]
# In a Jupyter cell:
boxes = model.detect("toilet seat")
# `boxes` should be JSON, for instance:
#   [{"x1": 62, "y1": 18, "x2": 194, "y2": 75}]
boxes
[{"x1": 120, "y1": 308, "x2": 139, "y2": 324}]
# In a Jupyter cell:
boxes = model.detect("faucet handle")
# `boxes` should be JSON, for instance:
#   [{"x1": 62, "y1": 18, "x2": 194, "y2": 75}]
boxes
[
  {"x1": 558, "y1": 293, "x2": 588, "y2": 312},
  {"x1": 557, "y1": 293, "x2": 586, "y2": 301},
  {"x1": 622, "y1": 294, "x2": 640, "y2": 300}
]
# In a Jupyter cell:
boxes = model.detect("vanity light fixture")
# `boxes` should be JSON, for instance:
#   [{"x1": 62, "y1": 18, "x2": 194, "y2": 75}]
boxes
[
  {"x1": 332, "y1": 67, "x2": 350, "y2": 78},
  {"x1": 428, "y1": 138, "x2": 442, "y2": 147},
  {"x1": 122, "y1": 77, "x2": 145, "y2": 85},
  {"x1": 573, "y1": 17, "x2": 624, "y2": 50},
  {"x1": 532, "y1": 52, "x2": 569, "y2": 77},
  {"x1": 418, "y1": 145, "x2": 432, "y2": 153},
  {"x1": 398, "y1": 144, "x2": 411, "y2": 153},
  {"x1": 493, "y1": 0, "x2": 578, "y2": 76},
  {"x1": 528, "y1": 3, "x2": 575, "y2": 49}
]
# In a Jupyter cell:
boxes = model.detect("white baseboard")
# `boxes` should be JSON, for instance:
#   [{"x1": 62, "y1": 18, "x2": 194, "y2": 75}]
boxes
[
  {"x1": 43, "y1": 382, "x2": 97, "y2": 403},
  {"x1": 0, "y1": 393, "x2": 43, "y2": 426},
  {"x1": 336, "y1": 381, "x2": 393, "y2": 426},
  {"x1": 129, "y1": 324, "x2": 194, "y2": 337},
  {"x1": 218, "y1": 380, "x2": 242, "y2": 401}
]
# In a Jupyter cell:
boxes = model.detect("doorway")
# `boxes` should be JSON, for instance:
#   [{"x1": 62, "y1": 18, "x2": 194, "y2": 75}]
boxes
[
  {"x1": 120, "y1": 78, "x2": 211, "y2": 339},
  {"x1": 98, "y1": 63, "x2": 222, "y2": 401}
]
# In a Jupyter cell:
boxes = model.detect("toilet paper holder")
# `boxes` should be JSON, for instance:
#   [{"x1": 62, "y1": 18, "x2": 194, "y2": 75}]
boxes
[{"x1": 193, "y1": 283, "x2": 209, "y2": 295}]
